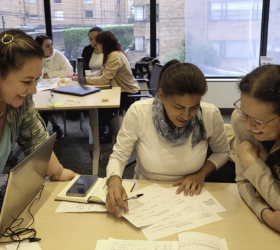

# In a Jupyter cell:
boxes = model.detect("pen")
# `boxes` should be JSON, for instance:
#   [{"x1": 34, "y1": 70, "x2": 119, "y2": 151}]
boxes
[{"x1": 112, "y1": 194, "x2": 144, "y2": 206}]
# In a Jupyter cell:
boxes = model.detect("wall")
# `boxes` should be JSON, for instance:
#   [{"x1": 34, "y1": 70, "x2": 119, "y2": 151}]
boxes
[{"x1": 202, "y1": 80, "x2": 240, "y2": 108}]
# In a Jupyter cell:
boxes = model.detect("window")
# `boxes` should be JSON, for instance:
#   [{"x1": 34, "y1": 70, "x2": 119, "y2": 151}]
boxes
[
  {"x1": 210, "y1": 1, "x2": 262, "y2": 21},
  {"x1": 29, "y1": 14, "x2": 38, "y2": 19},
  {"x1": 85, "y1": 10, "x2": 94, "y2": 19},
  {"x1": 116, "y1": 0, "x2": 120, "y2": 5},
  {"x1": 54, "y1": 0, "x2": 62, "y2": 3},
  {"x1": 84, "y1": 0, "x2": 93, "y2": 2},
  {"x1": 267, "y1": 0, "x2": 280, "y2": 65},
  {"x1": 54, "y1": 10, "x2": 63, "y2": 20},
  {"x1": 146, "y1": 4, "x2": 159, "y2": 22},
  {"x1": 135, "y1": 37, "x2": 144, "y2": 51},
  {"x1": 146, "y1": 39, "x2": 159, "y2": 55},
  {"x1": 135, "y1": 6, "x2": 144, "y2": 21},
  {"x1": 25, "y1": 0, "x2": 36, "y2": 2}
]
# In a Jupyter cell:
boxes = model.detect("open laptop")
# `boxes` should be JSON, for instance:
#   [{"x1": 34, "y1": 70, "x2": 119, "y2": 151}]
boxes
[{"x1": 0, "y1": 133, "x2": 56, "y2": 239}]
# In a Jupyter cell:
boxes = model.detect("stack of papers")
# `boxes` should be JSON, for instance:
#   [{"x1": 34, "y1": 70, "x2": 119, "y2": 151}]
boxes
[
  {"x1": 55, "y1": 183, "x2": 227, "y2": 241},
  {"x1": 95, "y1": 232, "x2": 229, "y2": 250},
  {"x1": 121, "y1": 184, "x2": 226, "y2": 240}
]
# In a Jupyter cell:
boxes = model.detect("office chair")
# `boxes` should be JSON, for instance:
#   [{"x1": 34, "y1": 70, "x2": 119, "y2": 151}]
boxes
[{"x1": 109, "y1": 63, "x2": 163, "y2": 167}]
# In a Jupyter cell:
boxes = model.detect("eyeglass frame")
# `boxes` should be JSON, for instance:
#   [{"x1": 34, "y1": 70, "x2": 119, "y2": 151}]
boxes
[{"x1": 233, "y1": 99, "x2": 278, "y2": 129}]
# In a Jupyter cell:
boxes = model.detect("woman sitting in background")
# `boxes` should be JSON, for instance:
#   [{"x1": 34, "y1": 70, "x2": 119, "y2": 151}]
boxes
[
  {"x1": 232, "y1": 65, "x2": 280, "y2": 232},
  {"x1": 82, "y1": 26, "x2": 104, "y2": 73},
  {"x1": 35, "y1": 35, "x2": 73, "y2": 139},
  {"x1": 86, "y1": 31, "x2": 140, "y2": 109},
  {"x1": 105, "y1": 60, "x2": 230, "y2": 218},
  {"x1": 0, "y1": 29, "x2": 75, "y2": 181}
]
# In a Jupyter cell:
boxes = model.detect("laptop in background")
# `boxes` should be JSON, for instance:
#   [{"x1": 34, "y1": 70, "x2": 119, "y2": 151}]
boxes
[{"x1": 0, "y1": 133, "x2": 56, "y2": 239}]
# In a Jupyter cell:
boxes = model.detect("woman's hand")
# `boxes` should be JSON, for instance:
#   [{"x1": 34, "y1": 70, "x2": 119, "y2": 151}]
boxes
[
  {"x1": 105, "y1": 176, "x2": 129, "y2": 218},
  {"x1": 262, "y1": 208, "x2": 280, "y2": 232},
  {"x1": 237, "y1": 141, "x2": 260, "y2": 169},
  {"x1": 173, "y1": 172, "x2": 206, "y2": 196}
]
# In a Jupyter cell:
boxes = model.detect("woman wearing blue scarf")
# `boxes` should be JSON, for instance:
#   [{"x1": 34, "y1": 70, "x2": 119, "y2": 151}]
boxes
[{"x1": 105, "y1": 60, "x2": 230, "y2": 218}]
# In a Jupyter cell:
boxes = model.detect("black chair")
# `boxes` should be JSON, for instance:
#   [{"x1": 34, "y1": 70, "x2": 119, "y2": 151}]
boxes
[{"x1": 69, "y1": 60, "x2": 76, "y2": 73}]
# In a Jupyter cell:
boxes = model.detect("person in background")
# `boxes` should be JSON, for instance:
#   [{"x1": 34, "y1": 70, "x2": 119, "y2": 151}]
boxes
[
  {"x1": 0, "y1": 29, "x2": 75, "y2": 180},
  {"x1": 82, "y1": 26, "x2": 104, "y2": 72},
  {"x1": 86, "y1": 31, "x2": 140, "y2": 139},
  {"x1": 232, "y1": 65, "x2": 280, "y2": 232},
  {"x1": 105, "y1": 60, "x2": 230, "y2": 218},
  {"x1": 35, "y1": 35, "x2": 73, "y2": 139}
]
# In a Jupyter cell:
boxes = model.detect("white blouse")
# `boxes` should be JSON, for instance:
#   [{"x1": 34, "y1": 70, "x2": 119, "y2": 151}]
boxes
[
  {"x1": 107, "y1": 98, "x2": 230, "y2": 181},
  {"x1": 89, "y1": 52, "x2": 103, "y2": 72}
]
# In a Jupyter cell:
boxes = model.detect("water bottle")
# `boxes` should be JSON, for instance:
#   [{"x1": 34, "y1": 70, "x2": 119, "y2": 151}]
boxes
[{"x1": 77, "y1": 57, "x2": 86, "y2": 86}]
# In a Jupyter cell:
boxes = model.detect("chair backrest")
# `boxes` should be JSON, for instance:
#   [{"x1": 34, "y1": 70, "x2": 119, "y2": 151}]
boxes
[
  {"x1": 69, "y1": 60, "x2": 76, "y2": 73},
  {"x1": 149, "y1": 63, "x2": 163, "y2": 97}
]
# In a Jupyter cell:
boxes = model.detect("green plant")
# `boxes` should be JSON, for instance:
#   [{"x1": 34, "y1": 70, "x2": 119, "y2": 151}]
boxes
[{"x1": 63, "y1": 25, "x2": 134, "y2": 60}]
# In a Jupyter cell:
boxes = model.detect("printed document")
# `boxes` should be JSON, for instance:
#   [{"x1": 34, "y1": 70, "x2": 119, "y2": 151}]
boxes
[
  {"x1": 141, "y1": 191, "x2": 222, "y2": 240},
  {"x1": 55, "y1": 202, "x2": 107, "y2": 213},
  {"x1": 122, "y1": 184, "x2": 191, "y2": 228},
  {"x1": 178, "y1": 232, "x2": 228, "y2": 250}
]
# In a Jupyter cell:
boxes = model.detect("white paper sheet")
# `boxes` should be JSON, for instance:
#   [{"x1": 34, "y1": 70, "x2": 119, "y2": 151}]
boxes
[
  {"x1": 106, "y1": 237, "x2": 178, "y2": 250},
  {"x1": 95, "y1": 240, "x2": 108, "y2": 250},
  {"x1": 5, "y1": 240, "x2": 42, "y2": 250},
  {"x1": 169, "y1": 187, "x2": 226, "y2": 213},
  {"x1": 141, "y1": 192, "x2": 223, "y2": 241},
  {"x1": 178, "y1": 232, "x2": 226, "y2": 250},
  {"x1": 55, "y1": 201, "x2": 107, "y2": 213},
  {"x1": 122, "y1": 184, "x2": 189, "y2": 228}
]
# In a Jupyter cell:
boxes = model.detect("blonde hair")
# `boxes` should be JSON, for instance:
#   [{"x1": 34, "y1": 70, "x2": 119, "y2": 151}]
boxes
[{"x1": 0, "y1": 29, "x2": 44, "y2": 79}]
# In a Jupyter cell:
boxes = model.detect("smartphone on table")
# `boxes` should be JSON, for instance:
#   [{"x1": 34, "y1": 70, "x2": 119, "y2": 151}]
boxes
[{"x1": 66, "y1": 175, "x2": 98, "y2": 197}]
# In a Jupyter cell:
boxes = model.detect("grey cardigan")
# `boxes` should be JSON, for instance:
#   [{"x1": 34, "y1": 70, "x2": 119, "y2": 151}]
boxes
[{"x1": 231, "y1": 109, "x2": 280, "y2": 221}]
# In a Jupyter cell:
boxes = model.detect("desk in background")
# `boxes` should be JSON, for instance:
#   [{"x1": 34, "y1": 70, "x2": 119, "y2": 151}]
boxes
[
  {"x1": 33, "y1": 87, "x2": 121, "y2": 175},
  {"x1": 2, "y1": 181, "x2": 279, "y2": 250}
]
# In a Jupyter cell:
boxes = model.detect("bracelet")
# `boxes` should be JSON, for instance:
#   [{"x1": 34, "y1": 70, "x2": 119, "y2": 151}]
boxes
[
  {"x1": 50, "y1": 165, "x2": 64, "y2": 181},
  {"x1": 106, "y1": 174, "x2": 122, "y2": 186}
]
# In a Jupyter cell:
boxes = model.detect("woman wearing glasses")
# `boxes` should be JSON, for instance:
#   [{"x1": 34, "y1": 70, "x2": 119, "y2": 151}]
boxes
[{"x1": 232, "y1": 65, "x2": 280, "y2": 232}]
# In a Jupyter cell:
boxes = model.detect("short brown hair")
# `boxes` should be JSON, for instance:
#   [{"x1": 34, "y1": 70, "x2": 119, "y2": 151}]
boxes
[
  {"x1": 158, "y1": 61, "x2": 208, "y2": 97},
  {"x1": 0, "y1": 29, "x2": 44, "y2": 79}
]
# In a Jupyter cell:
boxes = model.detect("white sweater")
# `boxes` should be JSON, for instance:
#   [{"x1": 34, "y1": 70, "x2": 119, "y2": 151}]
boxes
[
  {"x1": 107, "y1": 98, "x2": 230, "y2": 181},
  {"x1": 42, "y1": 50, "x2": 73, "y2": 78}
]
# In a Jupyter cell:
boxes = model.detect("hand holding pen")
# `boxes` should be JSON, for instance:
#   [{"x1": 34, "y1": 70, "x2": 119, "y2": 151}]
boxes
[{"x1": 111, "y1": 194, "x2": 144, "y2": 206}]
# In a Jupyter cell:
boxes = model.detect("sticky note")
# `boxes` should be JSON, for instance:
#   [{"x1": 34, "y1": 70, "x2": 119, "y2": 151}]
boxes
[
  {"x1": 47, "y1": 103, "x2": 64, "y2": 107},
  {"x1": 102, "y1": 98, "x2": 109, "y2": 102}
]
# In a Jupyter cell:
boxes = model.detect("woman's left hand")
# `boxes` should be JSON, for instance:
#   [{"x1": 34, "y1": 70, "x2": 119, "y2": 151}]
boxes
[
  {"x1": 172, "y1": 172, "x2": 206, "y2": 196},
  {"x1": 236, "y1": 141, "x2": 260, "y2": 169}
]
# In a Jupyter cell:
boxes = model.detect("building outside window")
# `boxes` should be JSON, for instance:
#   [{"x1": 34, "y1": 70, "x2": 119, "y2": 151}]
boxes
[
  {"x1": 134, "y1": 6, "x2": 144, "y2": 21},
  {"x1": 54, "y1": 10, "x2": 63, "y2": 20},
  {"x1": 29, "y1": 14, "x2": 38, "y2": 19},
  {"x1": 146, "y1": 39, "x2": 159, "y2": 55},
  {"x1": 135, "y1": 37, "x2": 144, "y2": 51},
  {"x1": 85, "y1": 10, "x2": 94, "y2": 19},
  {"x1": 146, "y1": 4, "x2": 159, "y2": 22}
]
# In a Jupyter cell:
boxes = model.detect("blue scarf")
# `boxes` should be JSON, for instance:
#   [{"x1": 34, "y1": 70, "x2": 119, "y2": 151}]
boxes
[{"x1": 152, "y1": 94, "x2": 206, "y2": 147}]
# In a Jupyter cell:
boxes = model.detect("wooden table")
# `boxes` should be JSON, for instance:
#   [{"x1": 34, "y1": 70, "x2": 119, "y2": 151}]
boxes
[
  {"x1": 1, "y1": 181, "x2": 279, "y2": 249},
  {"x1": 33, "y1": 87, "x2": 121, "y2": 175}
]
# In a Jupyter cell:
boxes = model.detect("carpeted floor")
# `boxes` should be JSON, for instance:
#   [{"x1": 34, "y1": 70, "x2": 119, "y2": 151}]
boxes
[{"x1": 3, "y1": 113, "x2": 232, "y2": 180}]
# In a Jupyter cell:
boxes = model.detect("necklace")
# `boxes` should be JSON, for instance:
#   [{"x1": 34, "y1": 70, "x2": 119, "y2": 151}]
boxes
[{"x1": 0, "y1": 112, "x2": 3, "y2": 118}]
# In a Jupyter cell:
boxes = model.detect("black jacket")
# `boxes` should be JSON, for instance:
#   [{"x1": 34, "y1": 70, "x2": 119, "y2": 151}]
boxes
[{"x1": 81, "y1": 45, "x2": 94, "y2": 70}]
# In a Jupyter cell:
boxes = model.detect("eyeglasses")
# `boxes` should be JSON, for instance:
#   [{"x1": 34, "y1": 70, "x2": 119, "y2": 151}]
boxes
[{"x1": 233, "y1": 99, "x2": 278, "y2": 130}]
